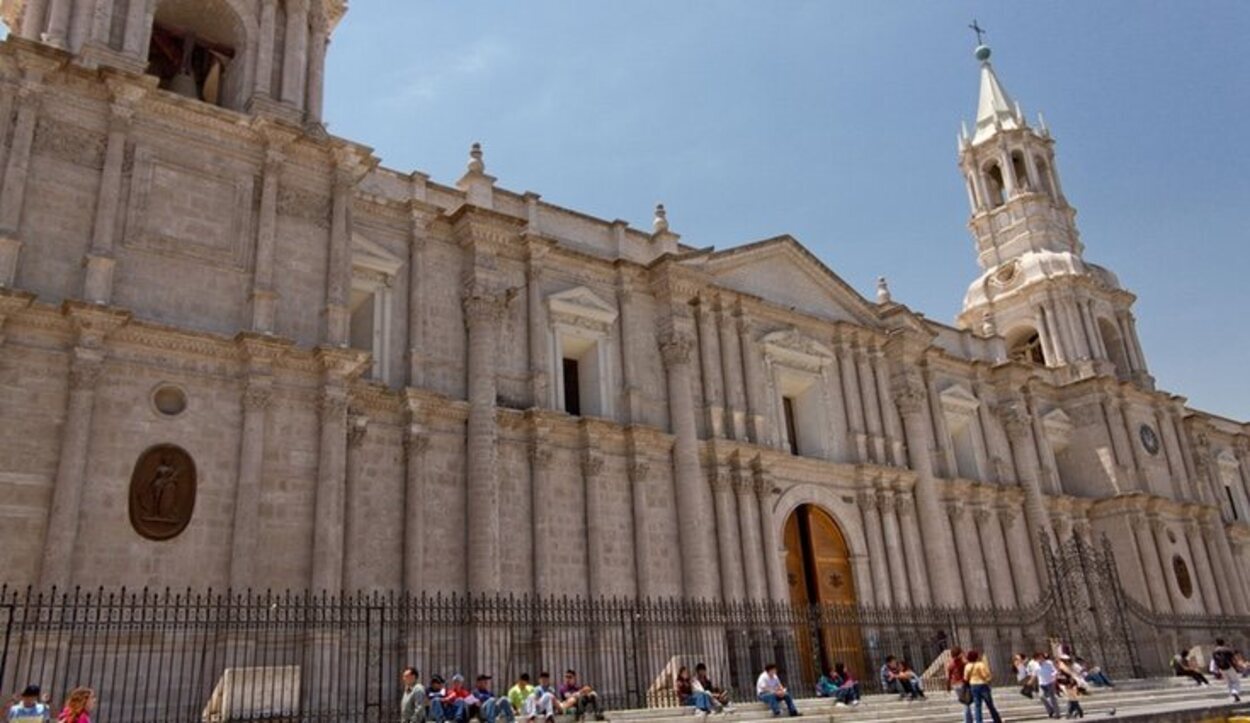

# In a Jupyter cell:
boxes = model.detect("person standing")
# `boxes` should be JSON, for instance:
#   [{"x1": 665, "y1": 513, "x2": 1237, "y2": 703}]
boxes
[
  {"x1": 948, "y1": 647, "x2": 972, "y2": 723},
  {"x1": 1027, "y1": 652, "x2": 1060, "y2": 719},
  {"x1": 755, "y1": 663, "x2": 800, "y2": 717},
  {"x1": 8, "y1": 685, "x2": 51, "y2": 722},
  {"x1": 1213, "y1": 639, "x2": 1241, "y2": 702},
  {"x1": 55, "y1": 689, "x2": 94, "y2": 723},
  {"x1": 401, "y1": 668, "x2": 426, "y2": 723},
  {"x1": 964, "y1": 650, "x2": 1003, "y2": 723}
]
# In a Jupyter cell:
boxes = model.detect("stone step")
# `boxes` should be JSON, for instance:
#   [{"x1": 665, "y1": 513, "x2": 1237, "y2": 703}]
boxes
[{"x1": 604, "y1": 679, "x2": 1243, "y2": 723}]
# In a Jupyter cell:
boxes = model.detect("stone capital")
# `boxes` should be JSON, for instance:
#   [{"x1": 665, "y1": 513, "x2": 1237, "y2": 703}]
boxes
[
  {"x1": 996, "y1": 400, "x2": 1032, "y2": 440},
  {"x1": 462, "y1": 286, "x2": 513, "y2": 325},
  {"x1": 658, "y1": 330, "x2": 695, "y2": 368},
  {"x1": 529, "y1": 445, "x2": 553, "y2": 470},
  {"x1": 946, "y1": 503, "x2": 967, "y2": 522},
  {"x1": 895, "y1": 492, "x2": 916, "y2": 517},
  {"x1": 404, "y1": 428, "x2": 430, "y2": 457},
  {"x1": 1148, "y1": 515, "x2": 1169, "y2": 537},
  {"x1": 243, "y1": 379, "x2": 274, "y2": 411},
  {"x1": 856, "y1": 491, "x2": 879, "y2": 512},
  {"x1": 891, "y1": 374, "x2": 927, "y2": 415},
  {"x1": 68, "y1": 351, "x2": 105, "y2": 392},
  {"x1": 972, "y1": 505, "x2": 992, "y2": 526},
  {"x1": 628, "y1": 460, "x2": 650, "y2": 482},
  {"x1": 347, "y1": 413, "x2": 369, "y2": 447},
  {"x1": 582, "y1": 452, "x2": 605, "y2": 478},
  {"x1": 996, "y1": 505, "x2": 1018, "y2": 529},
  {"x1": 318, "y1": 387, "x2": 349, "y2": 419}
]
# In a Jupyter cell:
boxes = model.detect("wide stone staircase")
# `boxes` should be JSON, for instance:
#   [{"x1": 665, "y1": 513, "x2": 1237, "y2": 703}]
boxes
[{"x1": 605, "y1": 678, "x2": 1249, "y2": 723}]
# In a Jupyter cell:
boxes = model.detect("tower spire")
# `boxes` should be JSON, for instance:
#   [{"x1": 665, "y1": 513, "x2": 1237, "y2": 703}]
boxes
[{"x1": 971, "y1": 44, "x2": 1023, "y2": 144}]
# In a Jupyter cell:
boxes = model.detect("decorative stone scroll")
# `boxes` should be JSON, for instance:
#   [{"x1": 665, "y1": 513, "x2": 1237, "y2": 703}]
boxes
[{"x1": 128, "y1": 444, "x2": 197, "y2": 541}]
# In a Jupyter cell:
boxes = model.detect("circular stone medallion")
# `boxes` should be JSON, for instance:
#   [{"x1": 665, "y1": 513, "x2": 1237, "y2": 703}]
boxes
[
  {"x1": 1139, "y1": 424, "x2": 1160, "y2": 456},
  {"x1": 128, "y1": 444, "x2": 197, "y2": 541}
]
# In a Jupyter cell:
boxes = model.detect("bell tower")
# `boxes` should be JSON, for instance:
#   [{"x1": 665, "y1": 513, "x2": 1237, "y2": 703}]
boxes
[
  {"x1": 3, "y1": 0, "x2": 345, "y2": 123},
  {"x1": 954, "y1": 42, "x2": 1154, "y2": 389}
]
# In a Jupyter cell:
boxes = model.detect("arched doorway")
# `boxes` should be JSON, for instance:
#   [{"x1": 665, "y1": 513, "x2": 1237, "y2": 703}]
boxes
[{"x1": 783, "y1": 504, "x2": 863, "y2": 684}]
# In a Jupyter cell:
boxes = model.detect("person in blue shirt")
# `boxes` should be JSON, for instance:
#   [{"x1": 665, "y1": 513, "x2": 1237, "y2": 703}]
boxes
[
  {"x1": 472, "y1": 674, "x2": 516, "y2": 723},
  {"x1": 8, "y1": 685, "x2": 51, "y2": 722},
  {"x1": 427, "y1": 675, "x2": 449, "y2": 722}
]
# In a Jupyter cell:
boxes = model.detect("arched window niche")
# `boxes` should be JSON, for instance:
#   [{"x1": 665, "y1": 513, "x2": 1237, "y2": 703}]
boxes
[
  {"x1": 1007, "y1": 326, "x2": 1047, "y2": 366},
  {"x1": 147, "y1": 0, "x2": 250, "y2": 110}
]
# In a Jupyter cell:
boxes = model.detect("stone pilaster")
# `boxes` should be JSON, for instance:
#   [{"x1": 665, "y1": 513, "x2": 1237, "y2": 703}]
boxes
[
  {"x1": 856, "y1": 491, "x2": 889, "y2": 606},
  {"x1": 282, "y1": 0, "x2": 310, "y2": 109},
  {"x1": 879, "y1": 490, "x2": 911, "y2": 607},
  {"x1": 872, "y1": 348, "x2": 906, "y2": 466},
  {"x1": 582, "y1": 438, "x2": 608, "y2": 599},
  {"x1": 737, "y1": 315, "x2": 768, "y2": 445},
  {"x1": 857, "y1": 342, "x2": 886, "y2": 464},
  {"x1": 720, "y1": 303, "x2": 749, "y2": 441},
  {"x1": 998, "y1": 502, "x2": 1040, "y2": 603},
  {"x1": 695, "y1": 297, "x2": 725, "y2": 438},
  {"x1": 1206, "y1": 509, "x2": 1250, "y2": 614},
  {"x1": 249, "y1": 131, "x2": 293, "y2": 332},
  {"x1": 710, "y1": 467, "x2": 745, "y2": 600},
  {"x1": 310, "y1": 348, "x2": 360, "y2": 592},
  {"x1": 306, "y1": 5, "x2": 329, "y2": 121},
  {"x1": 977, "y1": 503, "x2": 1019, "y2": 608},
  {"x1": 891, "y1": 368, "x2": 963, "y2": 606},
  {"x1": 895, "y1": 491, "x2": 932, "y2": 606},
  {"x1": 83, "y1": 84, "x2": 145, "y2": 304},
  {"x1": 733, "y1": 460, "x2": 768, "y2": 602},
  {"x1": 948, "y1": 503, "x2": 991, "y2": 604},
  {"x1": 1148, "y1": 516, "x2": 1185, "y2": 612},
  {"x1": 838, "y1": 337, "x2": 867, "y2": 462},
  {"x1": 254, "y1": 0, "x2": 278, "y2": 98},
  {"x1": 402, "y1": 402, "x2": 430, "y2": 594},
  {"x1": 0, "y1": 76, "x2": 44, "y2": 287},
  {"x1": 39, "y1": 304, "x2": 128, "y2": 588},
  {"x1": 464, "y1": 288, "x2": 509, "y2": 594},
  {"x1": 324, "y1": 153, "x2": 363, "y2": 346},
  {"x1": 525, "y1": 245, "x2": 551, "y2": 407},
  {"x1": 342, "y1": 409, "x2": 369, "y2": 589},
  {"x1": 529, "y1": 436, "x2": 555, "y2": 595},
  {"x1": 753, "y1": 463, "x2": 788, "y2": 603},
  {"x1": 1182, "y1": 518, "x2": 1220, "y2": 614},
  {"x1": 1129, "y1": 514, "x2": 1170, "y2": 613},
  {"x1": 997, "y1": 398, "x2": 1054, "y2": 560},
  {"x1": 660, "y1": 329, "x2": 720, "y2": 599},
  {"x1": 228, "y1": 334, "x2": 290, "y2": 590},
  {"x1": 407, "y1": 204, "x2": 436, "y2": 387}
]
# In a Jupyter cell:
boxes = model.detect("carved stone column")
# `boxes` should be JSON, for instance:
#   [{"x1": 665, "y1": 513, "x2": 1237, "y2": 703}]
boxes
[
  {"x1": 229, "y1": 336, "x2": 288, "y2": 590},
  {"x1": 997, "y1": 399, "x2": 1053, "y2": 571},
  {"x1": 895, "y1": 492, "x2": 932, "y2": 606},
  {"x1": 879, "y1": 490, "x2": 911, "y2": 606},
  {"x1": 1149, "y1": 516, "x2": 1187, "y2": 612},
  {"x1": 892, "y1": 373, "x2": 963, "y2": 606},
  {"x1": 695, "y1": 297, "x2": 725, "y2": 438},
  {"x1": 838, "y1": 338, "x2": 867, "y2": 462},
  {"x1": 660, "y1": 329, "x2": 719, "y2": 599},
  {"x1": 1182, "y1": 518, "x2": 1219, "y2": 614},
  {"x1": 39, "y1": 306, "x2": 127, "y2": 588},
  {"x1": 249, "y1": 142, "x2": 287, "y2": 332},
  {"x1": 310, "y1": 350, "x2": 355, "y2": 592},
  {"x1": 122, "y1": 0, "x2": 152, "y2": 56},
  {"x1": 44, "y1": 0, "x2": 71, "y2": 47},
  {"x1": 857, "y1": 491, "x2": 891, "y2": 607},
  {"x1": 525, "y1": 248, "x2": 551, "y2": 407},
  {"x1": 530, "y1": 439, "x2": 555, "y2": 595},
  {"x1": 737, "y1": 315, "x2": 768, "y2": 445},
  {"x1": 0, "y1": 79, "x2": 43, "y2": 287},
  {"x1": 402, "y1": 412, "x2": 430, "y2": 594},
  {"x1": 1206, "y1": 510, "x2": 1250, "y2": 614},
  {"x1": 282, "y1": 0, "x2": 310, "y2": 109},
  {"x1": 1129, "y1": 514, "x2": 1171, "y2": 613},
  {"x1": 464, "y1": 289, "x2": 508, "y2": 594},
  {"x1": 406, "y1": 205, "x2": 434, "y2": 387},
  {"x1": 342, "y1": 410, "x2": 369, "y2": 589},
  {"x1": 949, "y1": 504, "x2": 991, "y2": 604},
  {"x1": 977, "y1": 504, "x2": 1019, "y2": 609},
  {"x1": 19, "y1": 0, "x2": 48, "y2": 39},
  {"x1": 582, "y1": 443, "x2": 607, "y2": 599},
  {"x1": 324, "y1": 157, "x2": 359, "y2": 346},
  {"x1": 254, "y1": 0, "x2": 278, "y2": 98},
  {"x1": 720, "y1": 304, "x2": 748, "y2": 440},
  {"x1": 711, "y1": 467, "x2": 746, "y2": 600},
  {"x1": 754, "y1": 466, "x2": 788, "y2": 603},
  {"x1": 999, "y1": 504, "x2": 1040, "y2": 603},
  {"x1": 83, "y1": 92, "x2": 140, "y2": 304},
  {"x1": 734, "y1": 463, "x2": 768, "y2": 602},
  {"x1": 872, "y1": 348, "x2": 906, "y2": 466},
  {"x1": 306, "y1": 6, "x2": 329, "y2": 121},
  {"x1": 857, "y1": 343, "x2": 886, "y2": 464}
]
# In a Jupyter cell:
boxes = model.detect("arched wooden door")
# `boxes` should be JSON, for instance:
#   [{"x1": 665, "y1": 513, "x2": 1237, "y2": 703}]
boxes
[{"x1": 783, "y1": 504, "x2": 863, "y2": 684}]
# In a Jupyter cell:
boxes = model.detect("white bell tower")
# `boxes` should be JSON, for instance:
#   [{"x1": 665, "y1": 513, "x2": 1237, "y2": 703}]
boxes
[{"x1": 954, "y1": 41, "x2": 1154, "y2": 389}]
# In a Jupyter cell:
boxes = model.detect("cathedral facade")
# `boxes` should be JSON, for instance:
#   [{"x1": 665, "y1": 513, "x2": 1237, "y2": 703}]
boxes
[{"x1": 0, "y1": 0, "x2": 1247, "y2": 623}]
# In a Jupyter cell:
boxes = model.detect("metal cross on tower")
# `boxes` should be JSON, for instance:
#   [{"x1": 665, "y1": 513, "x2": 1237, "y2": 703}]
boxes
[{"x1": 968, "y1": 19, "x2": 987, "y2": 46}]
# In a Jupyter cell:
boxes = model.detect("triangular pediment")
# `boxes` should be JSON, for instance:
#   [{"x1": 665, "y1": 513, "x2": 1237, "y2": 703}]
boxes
[
  {"x1": 351, "y1": 232, "x2": 404, "y2": 276},
  {"x1": 547, "y1": 286, "x2": 618, "y2": 325},
  {"x1": 761, "y1": 328, "x2": 834, "y2": 370},
  {"x1": 939, "y1": 384, "x2": 981, "y2": 413},
  {"x1": 697, "y1": 236, "x2": 880, "y2": 326}
]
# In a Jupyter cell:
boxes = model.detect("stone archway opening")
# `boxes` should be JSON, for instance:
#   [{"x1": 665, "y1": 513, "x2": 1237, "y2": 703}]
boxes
[
  {"x1": 783, "y1": 504, "x2": 862, "y2": 684},
  {"x1": 147, "y1": 0, "x2": 246, "y2": 109}
]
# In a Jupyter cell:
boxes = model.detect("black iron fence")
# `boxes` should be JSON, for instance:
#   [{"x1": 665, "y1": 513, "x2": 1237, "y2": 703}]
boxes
[{"x1": 2, "y1": 540, "x2": 1249, "y2": 722}]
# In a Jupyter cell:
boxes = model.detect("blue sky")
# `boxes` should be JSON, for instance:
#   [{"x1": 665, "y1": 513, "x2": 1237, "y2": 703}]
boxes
[{"x1": 325, "y1": 3, "x2": 1249, "y2": 419}]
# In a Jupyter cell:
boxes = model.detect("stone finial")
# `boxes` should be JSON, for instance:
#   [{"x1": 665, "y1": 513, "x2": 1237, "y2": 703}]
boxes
[
  {"x1": 876, "y1": 276, "x2": 892, "y2": 304},
  {"x1": 467, "y1": 142, "x2": 485, "y2": 173},
  {"x1": 980, "y1": 309, "x2": 997, "y2": 337},
  {"x1": 653, "y1": 203, "x2": 669, "y2": 234}
]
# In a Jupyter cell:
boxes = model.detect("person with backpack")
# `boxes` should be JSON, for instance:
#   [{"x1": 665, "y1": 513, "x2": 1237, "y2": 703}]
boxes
[{"x1": 1213, "y1": 639, "x2": 1241, "y2": 702}]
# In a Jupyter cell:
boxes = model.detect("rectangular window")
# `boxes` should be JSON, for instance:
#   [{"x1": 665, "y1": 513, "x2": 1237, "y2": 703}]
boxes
[
  {"x1": 563, "y1": 358, "x2": 582, "y2": 416},
  {"x1": 349, "y1": 289, "x2": 377, "y2": 378},
  {"x1": 783, "y1": 396, "x2": 799, "y2": 456},
  {"x1": 1226, "y1": 485, "x2": 1240, "y2": 521}
]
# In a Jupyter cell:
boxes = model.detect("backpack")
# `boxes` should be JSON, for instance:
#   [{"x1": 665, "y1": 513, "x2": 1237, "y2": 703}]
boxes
[{"x1": 1214, "y1": 649, "x2": 1234, "y2": 671}]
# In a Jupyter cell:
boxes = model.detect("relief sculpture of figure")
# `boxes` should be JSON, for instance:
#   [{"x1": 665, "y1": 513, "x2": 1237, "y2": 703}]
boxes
[{"x1": 140, "y1": 454, "x2": 181, "y2": 523}]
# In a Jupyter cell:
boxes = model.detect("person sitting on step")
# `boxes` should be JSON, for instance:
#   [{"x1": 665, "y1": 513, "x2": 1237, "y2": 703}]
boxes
[
  {"x1": 694, "y1": 663, "x2": 731, "y2": 712},
  {"x1": 755, "y1": 663, "x2": 800, "y2": 717},
  {"x1": 676, "y1": 666, "x2": 715, "y2": 717},
  {"x1": 1172, "y1": 648, "x2": 1211, "y2": 687},
  {"x1": 558, "y1": 670, "x2": 604, "y2": 722}
]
